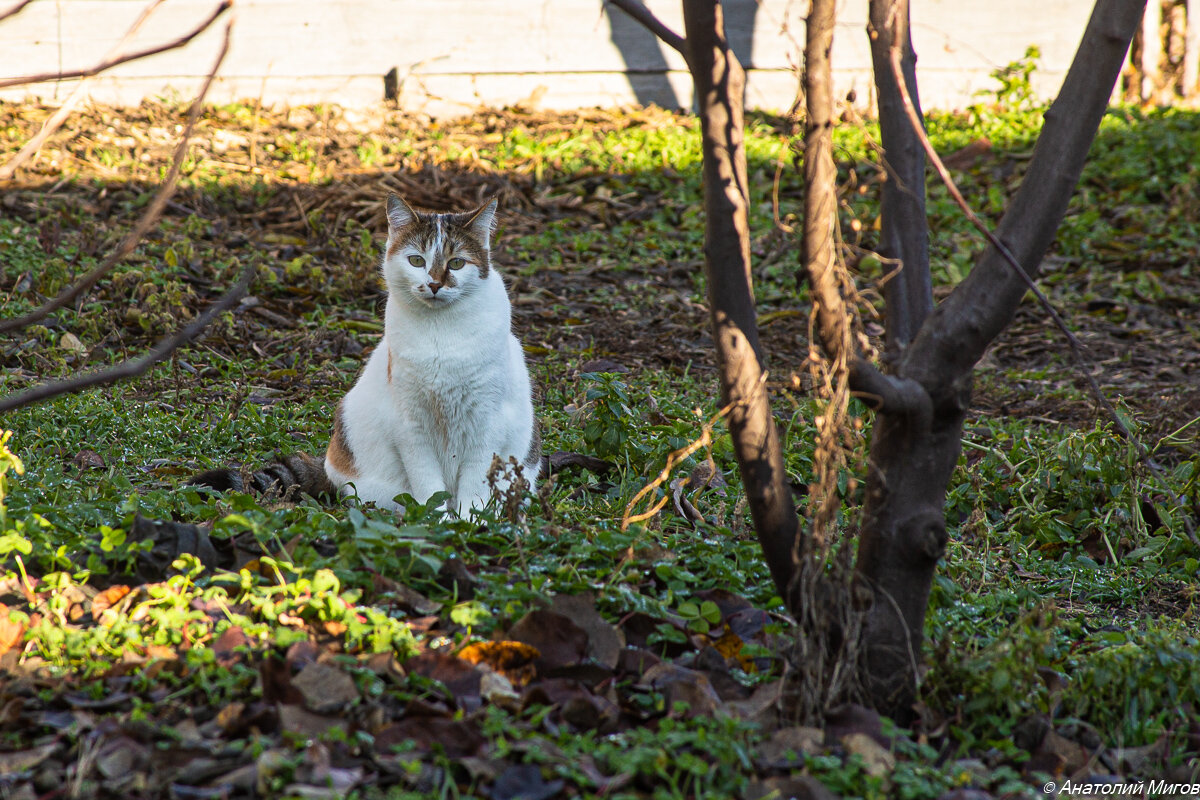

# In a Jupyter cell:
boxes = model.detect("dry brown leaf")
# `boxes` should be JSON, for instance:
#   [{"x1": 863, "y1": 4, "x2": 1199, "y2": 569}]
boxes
[{"x1": 291, "y1": 661, "x2": 360, "y2": 713}]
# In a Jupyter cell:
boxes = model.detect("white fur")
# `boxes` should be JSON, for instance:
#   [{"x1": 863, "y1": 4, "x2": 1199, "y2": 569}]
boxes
[{"x1": 325, "y1": 200, "x2": 538, "y2": 514}]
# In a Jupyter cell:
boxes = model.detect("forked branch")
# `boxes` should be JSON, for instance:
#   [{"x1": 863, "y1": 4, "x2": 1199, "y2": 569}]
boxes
[
  {"x1": 886, "y1": 7, "x2": 1195, "y2": 545},
  {"x1": 904, "y1": 0, "x2": 1148, "y2": 388}
]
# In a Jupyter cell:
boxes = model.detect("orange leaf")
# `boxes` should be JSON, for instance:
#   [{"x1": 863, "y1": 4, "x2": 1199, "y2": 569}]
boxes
[
  {"x1": 0, "y1": 604, "x2": 24, "y2": 656},
  {"x1": 459, "y1": 640, "x2": 540, "y2": 688},
  {"x1": 92, "y1": 585, "x2": 131, "y2": 617},
  {"x1": 458, "y1": 640, "x2": 540, "y2": 671}
]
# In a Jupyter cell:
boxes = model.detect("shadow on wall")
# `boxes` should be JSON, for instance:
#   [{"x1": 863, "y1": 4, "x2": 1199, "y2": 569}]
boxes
[{"x1": 604, "y1": 0, "x2": 758, "y2": 111}]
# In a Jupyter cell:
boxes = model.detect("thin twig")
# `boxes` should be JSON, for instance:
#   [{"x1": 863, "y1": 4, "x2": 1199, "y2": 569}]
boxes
[
  {"x1": 606, "y1": 0, "x2": 688, "y2": 60},
  {"x1": 621, "y1": 399, "x2": 735, "y2": 530},
  {"x1": 0, "y1": 0, "x2": 230, "y2": 89},
  {"x1": 0, "y1": 261, "x2": 253, "y2": 413},
  {"x1": 0, "y1": 0, "x2": 35, "y2": 24},
  {"x1": 0, "y1": 17, "x2": 233, "y2": 335},
  {"x1": 0, "y1": 0, "x2": 169, "y2": 181},
  {"x1": 886, "y1": 43, "x2": 1199, "y2": 546}
]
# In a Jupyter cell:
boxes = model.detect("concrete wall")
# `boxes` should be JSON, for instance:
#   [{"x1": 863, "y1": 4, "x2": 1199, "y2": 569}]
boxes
[{"x1": 0, "y1": 0, "x2": 1120, "y2": 114}]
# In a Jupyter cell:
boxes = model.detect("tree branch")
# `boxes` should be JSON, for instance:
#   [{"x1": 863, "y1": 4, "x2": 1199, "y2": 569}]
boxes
[
  {"x1": 0, "y1": 16, "x2": 232, "y2": 335},
  {"x1": 0, "y1": 0, "x2": 34, "y2": 24},
  {"x1": 868, "y1": 0, "x2": 931, "y2": 352},
  {"x1": 0, "y1": 0, "x2": 170, "y2": 181},
  {"x1": 0, "y1": 0, "x2": 230, "y2": 90},
  {"x1": 681, "y1": 0, "x2": 802, "y2": 606},
  {"x1": 904, "y1": 0, "x2": 1146, "y2": 392},
  {"x1": 800, "y1": 0, "x2": 860, "y2": 545},
  {"x1": 606, "y1": 0, "x2": 688, "y2": 61},
  {"x1": 886, "y1": 12, "x2": 1196, "y2": 547},
  {"x1": 802, "y1": 0, "x2": 852, "y2": 368},
  {"x1": 848, "y1": 357, "x2": 926, "y2": 416},
  {"x1": 0, "y1": 261, "x2": 254, "y2": 414}
]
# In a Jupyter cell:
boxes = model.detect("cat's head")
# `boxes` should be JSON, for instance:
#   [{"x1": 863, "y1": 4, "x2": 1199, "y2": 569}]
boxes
[{"x1": 382, "y1": 194, "x2": 497, "y2": 308}]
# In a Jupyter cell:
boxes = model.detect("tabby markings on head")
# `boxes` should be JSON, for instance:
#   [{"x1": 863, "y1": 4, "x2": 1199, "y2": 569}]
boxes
[{"x1": 385, "y1": 199, "x2": 493, "y2": 283}]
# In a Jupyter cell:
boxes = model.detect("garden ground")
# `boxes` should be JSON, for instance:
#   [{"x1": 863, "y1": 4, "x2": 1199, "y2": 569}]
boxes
[{"x1": 0, "y1": 97, "x2": 1197, "y2": 798}]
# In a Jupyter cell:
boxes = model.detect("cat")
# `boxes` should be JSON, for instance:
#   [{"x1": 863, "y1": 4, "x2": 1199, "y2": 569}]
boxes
[{"x1": 191, "y1": 194, "x2": 540, "y2": 514}]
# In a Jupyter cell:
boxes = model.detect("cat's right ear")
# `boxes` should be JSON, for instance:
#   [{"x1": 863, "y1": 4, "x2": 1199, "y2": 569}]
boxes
[{"x1": 386, "y1": 194, "x2": 416, "y2": 231}]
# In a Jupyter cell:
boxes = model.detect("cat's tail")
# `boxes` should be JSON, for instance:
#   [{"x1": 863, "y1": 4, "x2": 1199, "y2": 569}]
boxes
[{"x1": 187, "y1": 453, "x2": 337, "y2": 500}]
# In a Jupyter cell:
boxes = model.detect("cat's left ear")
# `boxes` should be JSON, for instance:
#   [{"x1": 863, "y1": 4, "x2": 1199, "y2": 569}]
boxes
[
  {"x1": 465, "y1": 196, "x2": 498, "y2": 244},
  {"x1": 386, "y1": 194, "x2": 417, "y2": 231}
]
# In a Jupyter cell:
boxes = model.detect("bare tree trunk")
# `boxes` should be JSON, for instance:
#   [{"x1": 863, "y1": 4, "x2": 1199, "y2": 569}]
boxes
[
  {"x1": 868, "y1": 0, "x2": 930, "y2": 353},
  {"x1": 855, "y1": 0, "x2": 1146, "y2": 720},
  {"x1": 680, "y1": 0, "x2": 803, "y2": 606}
]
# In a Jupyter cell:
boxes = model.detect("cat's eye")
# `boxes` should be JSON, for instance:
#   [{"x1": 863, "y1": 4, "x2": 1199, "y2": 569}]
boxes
[
  {"x1": 408, "y1": 255, "x2": 425, "y2": 267},
  {"x1": 448, "y1": 257, "x2": 466, "y2": 270}
]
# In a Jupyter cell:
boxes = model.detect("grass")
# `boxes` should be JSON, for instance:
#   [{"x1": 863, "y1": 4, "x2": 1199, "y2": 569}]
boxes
[{"x1": 0, "y1": 87, "x2": 1198, "y2": 797}]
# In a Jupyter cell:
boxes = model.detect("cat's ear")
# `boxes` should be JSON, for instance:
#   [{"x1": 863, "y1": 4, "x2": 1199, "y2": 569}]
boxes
[
  {"x1": 386, "y1": 194, "x2": 417, "y2": 231},
  {"x1": 464, "y1": 196, "x2": 498, "y2": 244}
]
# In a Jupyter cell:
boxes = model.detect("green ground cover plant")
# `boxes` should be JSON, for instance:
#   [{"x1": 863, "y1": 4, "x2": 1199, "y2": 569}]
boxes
[{"x1": 0, "y1": 90, "x2": 1197, "y2": 797}]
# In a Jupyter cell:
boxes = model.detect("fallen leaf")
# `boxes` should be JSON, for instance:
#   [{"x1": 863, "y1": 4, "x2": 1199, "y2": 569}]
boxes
[
  {"x1": 841, "y1": 732, "x2": 896, "y2": 778},
  {"x1": 374, "y1": 717, "x2": 485, "y2": 759},
  {"x1": 292, "y1": 661, "x2": 361, "y2": 713},
  {"x1": 212, "y1": 626, "x2": 250, "y2": 668},
  {"x1": 0, "y1": 604, "x2": 26, "y2": 656},
  {"x1": 491, "y1": 762, "x2": 565, "y2": 800},
  {"x1": 71, "y1": 449, "x2": 106, "y2": 470},
  {"x1": 641, "y1": 662, "x2": 722, "y2": 718},
  {"x1": 756, "y1": 726, "x2": 825, "y2": 768},
  {"x1": 405, "y1": 652, "x2": 484, "y2": 711},
  {"x1": 0, "y1": 741, "x2": 58, "y2": 776},
  {"x1": 436, "y1": 558, "x2": 476, "y2": 599},
  {"x1": 548, "y1": 593, "x2": 624, "y2": 669},
  {"x1": 458, "y1": 640, "x2": 539, "y2": 688},
  {"x1": 128, "y1": 514, "x2": 221, "y2": 583},
  {"x1": 546, "y1": 451, "x2": 616, "y2": 476},
  {"x1": 825, "y1": 703, "x2": 889, "y2": 748},
  {"x1": 59, "y1": 332, "x2": 86, "y2": 355},
  {"x1": 372, "y1": 573, "x2": 441, "y2": 615},
  {"x1": 91, "y1": 585, "x2": 131, "y2": 623},
  {"x1": 93, "y1": 735, "x2": 149, "y2": 779},
  {"x1": 278, "y1": 703, "x2": 343, "y2": 738},
  {"x1": 505, "y1": 609, "x2": 588, "y2": 673},
  {"x1": 522, "y1": 677, "x2": 618, "y2": 732},
  {"x1": 744, "y1": 775, "x2": 838, "y2": 800},
  {"x1": 669, "y1": 475, "x2": 705, "y2": 527}
]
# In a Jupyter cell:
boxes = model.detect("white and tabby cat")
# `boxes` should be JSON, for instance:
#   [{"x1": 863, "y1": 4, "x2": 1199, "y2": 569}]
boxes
[{"x1": 193, "y1": 194, "x2": 540, "y2": 514}]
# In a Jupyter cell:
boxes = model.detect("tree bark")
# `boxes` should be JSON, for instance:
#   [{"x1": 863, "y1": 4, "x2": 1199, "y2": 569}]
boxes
[
  {"x1": 681, "y1": 0, "x2": 803, "y2": 607},
  {"x1": 867, "y1": 0, "x2": 931, "y2": 353},
  {"x1": 855, "y1": 0, "x2": 1146, "y2": 719},
  {"x1": 803, "y1": 0, "x2": 850, "y2": 368}
]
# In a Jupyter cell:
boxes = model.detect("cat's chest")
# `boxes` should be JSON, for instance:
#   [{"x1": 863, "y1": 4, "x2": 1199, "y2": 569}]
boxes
[{"x1": 388, "y1": 347, "x2": 504, "y2": 419}]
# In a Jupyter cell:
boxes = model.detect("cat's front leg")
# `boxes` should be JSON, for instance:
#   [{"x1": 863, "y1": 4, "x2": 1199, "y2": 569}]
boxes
[
  {"x1": 395, "y1": 439, "x2": 450, "y2": 507},
  {"x1": 455, "y1": 454, "x2": 504, "y2": 515}
]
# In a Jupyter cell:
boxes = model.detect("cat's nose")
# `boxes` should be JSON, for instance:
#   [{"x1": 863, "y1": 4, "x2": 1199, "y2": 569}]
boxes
[{"x1": 428, "y1": 282, "x2": 442, "y2": 294}]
